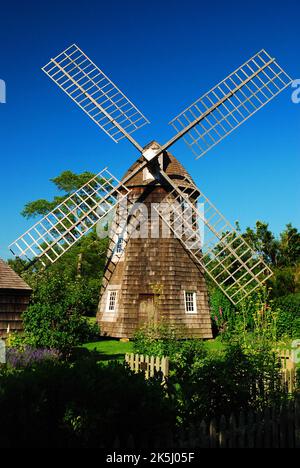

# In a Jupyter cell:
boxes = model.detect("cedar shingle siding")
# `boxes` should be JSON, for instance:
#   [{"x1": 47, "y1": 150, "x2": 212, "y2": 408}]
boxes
[
  {"x1": 97, "y1": 145, "x2": 213, "y2": 339},
  {"x1": 0, "y1": 260, "x2": 32, "y2": 336}
]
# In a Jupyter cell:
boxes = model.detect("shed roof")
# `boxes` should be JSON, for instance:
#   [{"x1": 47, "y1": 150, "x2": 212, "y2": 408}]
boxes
[{"x1": 0, "y1": 259, "x2": 32, "y2": 292}]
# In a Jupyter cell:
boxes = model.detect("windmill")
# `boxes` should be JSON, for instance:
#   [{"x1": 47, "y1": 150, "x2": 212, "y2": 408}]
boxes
[{"x1": 9, "y1": 45, "x2": 293, "y2": 338}]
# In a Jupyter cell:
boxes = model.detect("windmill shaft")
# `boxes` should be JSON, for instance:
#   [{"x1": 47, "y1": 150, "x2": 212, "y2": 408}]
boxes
[
  {"x1": 50, "y1": 58, "x2": 144, "y2": 153},
  {"x1": 162, "y1": 57, "x2": 278, "y2": 153}
]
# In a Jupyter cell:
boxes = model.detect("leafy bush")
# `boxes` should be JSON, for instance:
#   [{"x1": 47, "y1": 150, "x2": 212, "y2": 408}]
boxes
[
  {"x1": 269, "y1": 267, "x2": 296, "y2": 298},
  {"x1": 26, "y1": 271, "x2": 100, "y2": 317},
  {"x1": 18, "y1": 271, "x2": 100, "y2": 353},
  {"x1": 168, "y1": 343, "x2": 286, "y2": 424},
  {"x1": 0, "y1": 357, "x2": 175, "y2": 448},
  {"x1": 209, "y1": 287, "x2": 236, "y2": 337},
  {"x1": 273, "y1": 293, "x2": 300, "y2": 338},
  {"x1": 22, "y1": 303, "x2": 99, "y2": 353},
  {"x1": 133, "y1": 321, "x2": 184, "y2": 358}
]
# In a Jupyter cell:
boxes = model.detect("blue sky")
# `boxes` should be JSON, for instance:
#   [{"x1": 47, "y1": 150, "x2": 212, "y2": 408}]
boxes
[{"x1": 0, "y1": 0, "x2": 299, "y2": 259}]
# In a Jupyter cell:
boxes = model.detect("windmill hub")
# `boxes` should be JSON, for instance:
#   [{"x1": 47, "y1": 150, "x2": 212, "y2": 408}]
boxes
[{"x1": 142, "y1": 141, "x2": 162, "y2": 161}]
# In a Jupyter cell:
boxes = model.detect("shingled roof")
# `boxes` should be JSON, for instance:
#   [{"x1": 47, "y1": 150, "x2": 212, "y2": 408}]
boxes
[
  {"x1": 0, "y1": 259, "x2": 32, "y2": 292},
  {"x1": 122, "y1": 141, "x2": 198, "y2": 190}
]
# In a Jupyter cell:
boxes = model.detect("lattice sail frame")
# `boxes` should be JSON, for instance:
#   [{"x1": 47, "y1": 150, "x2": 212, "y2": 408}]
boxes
[
  {"x1": 168, "y1": 50, "x2": 292, "y2": 159},
  {"x1": 154, "y1": 175, "x2": 273, "y2": 305},
  {"x1": 42, "y1": 44, "x2": 149, "y2": 145},
  {"x1": 105, "y1": 194, "x2": 155, "y2": 265},
  {"x1": 9, "y1": 169, "x2": 130, "y2": 266}
]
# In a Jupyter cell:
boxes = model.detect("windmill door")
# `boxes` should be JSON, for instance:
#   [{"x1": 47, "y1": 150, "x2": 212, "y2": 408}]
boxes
[{"x1": 138, "y1": 294, "x2": 157, "y2": 325}]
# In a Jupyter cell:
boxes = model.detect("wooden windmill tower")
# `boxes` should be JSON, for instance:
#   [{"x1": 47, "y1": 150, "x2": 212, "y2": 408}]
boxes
[
  {"x1": 9, "y1": 45, "x2": 293, "y2": 339},
  {"x1": 98, "y1": 143, "x2": 212, "y2": 338}
]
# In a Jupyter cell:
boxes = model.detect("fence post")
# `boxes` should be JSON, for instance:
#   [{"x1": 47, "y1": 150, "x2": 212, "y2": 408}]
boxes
[
  {"x1": 238, "y1": 411, "x2": 246, "y2": 448},
  {"x1": 263, "y1": 407, "x2": 271, "y2": 448},
  {"x1": 255, "y1": 413, "x2": 263, "y2": 448},
  {"x1": 150, "y1": 355, "x2": 155, "y2": 377},
  {"x1": 134, "y1": 354, "x2": 139, "y2": 373},
  {"x1": 140, "y1": 354, "x2": 145, "y2": 377},
  {"x1": 247, "y1": 411, "x2": 255, "y2": 448},
  {"x1": 161, "y1": 357, "x2": 169, "y2": 383},
  {"x1": 0, "y1": 339, "x2": 6, "y2": 364},
  {"x1": 199, "y1": 419, "x2": 208, "y2": 448},
  {"x1": 188, "y1": 423, "x2": 198, "y2": 449},
  {"x1": 145, "y1": 355, "x2": 150, "y2": 379},
  {"x1": 155, "y1": 356, "x2": 160, "y2": 374},
  {"x1": 279, "y1": 404, "x2": 287, "y2": 448},
  {"x1": 287, "y1": 399, "x2": 295, "y2": 448},
  {"x1": 219, "y1": 415, "x2": 227, "y2": 448},
  {"x1": 209, "y1": 418, "x2": 217, "y2": 448},
  {"x1": 228, "y1": 414, "x2": 237, "y2": 448},
  {"x1": 271, "y1": 404, "x2": 279, "y2": 448}
]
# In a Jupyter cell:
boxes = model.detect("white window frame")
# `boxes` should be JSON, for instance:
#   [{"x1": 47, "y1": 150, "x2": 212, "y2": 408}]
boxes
[
  {"x1": 106, "y1": 290, "x2": 118, "y2": 313},
  {"x1": 184, "y1": 291, "x2": 197, "y2": 314}
]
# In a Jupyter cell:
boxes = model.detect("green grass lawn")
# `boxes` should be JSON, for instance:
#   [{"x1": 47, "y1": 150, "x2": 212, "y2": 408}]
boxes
[
  {"x1": 82, "y1": 339, "x2": 133, "y2": 362},
  {"x1": 81, "y1": 336, "x2": 299, "y2": 365},
  {"x1": 82, "y1": 337, "x2": 223, "y2": 363}
]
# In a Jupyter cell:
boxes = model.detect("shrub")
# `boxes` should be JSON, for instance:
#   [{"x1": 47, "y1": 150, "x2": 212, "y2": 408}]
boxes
[
  {"x1": 269, "y1": 267, "x2": 296, "y2": 298},
  {"x1": 209, "y1": 287, "x2": 236, "y2": 338},
  {"x1": 22, "y1": 303, "x2": 99, "y2": 354},
  {"x1": 133, "y1": 321, "x2": 184, "y2": 358},
  {"x1": 168, "y1": 342, "x2": 286, "y2": 424},
  {"x1": 273, "y1": 293, "x2": 300, "y2": 339},
  {"x1": 0, "y1": 357, "x2": 175, "y2": 448}
]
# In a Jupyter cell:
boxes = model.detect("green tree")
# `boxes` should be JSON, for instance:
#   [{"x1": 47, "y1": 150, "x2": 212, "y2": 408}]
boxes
[
  {"x1": 278, "y1": 223, "x2": 300, "y2": 266},
  {"x1": 20, "y1": 271, "x2": 99, "y2": 353},
  {"x1": 243, "y1": 221, "x2": 279, "y2": 266},
  {"x1": 8, "y1": 170, "x2": 112, "y2": 350},
  {"x1": 21, "y1": 170, "x2": 96, "y2": 219}
]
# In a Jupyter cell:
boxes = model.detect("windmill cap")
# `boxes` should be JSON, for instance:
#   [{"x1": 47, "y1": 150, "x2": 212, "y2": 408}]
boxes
[{"x1": 122, "y1": 147, "x2": 198, "y2": 191}]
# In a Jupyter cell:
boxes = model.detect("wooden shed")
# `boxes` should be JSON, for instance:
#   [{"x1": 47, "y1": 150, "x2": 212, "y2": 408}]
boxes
[
  {"x1": 0, "y1": 259, "x2": 32, "y2": 336},
  {"x1": 97, "y1": 142, "x2": 213, "y2": 339}
]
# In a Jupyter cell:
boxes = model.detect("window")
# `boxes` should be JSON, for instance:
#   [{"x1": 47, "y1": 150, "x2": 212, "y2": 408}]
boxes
[
  {"x1": 106, "y1": 290, "x2": 118, "y2": 313},
  {"x1": 184, "y1": 291, "x2": 197, "y2": 314},
  {"x1": 116, "y1": 237, "x2": 124, "y2": 254}
]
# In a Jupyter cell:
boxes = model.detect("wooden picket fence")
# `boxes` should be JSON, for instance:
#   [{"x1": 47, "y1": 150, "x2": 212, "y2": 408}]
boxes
[
  {"x1": 276, "y1": 349, "x2": 297, "y2": 393},
  {"x1": 186, "y1": 401, "x2": 300, "y2": 448},
  {"x1": 125, "y1": 349, "x2": 297, "y2": 392},
  {"x1": 280, "y1": 368, "x2": 297, "y2": 393},
  {"x1": 276, "y1": 348, "x2": 295, "y2": 370},
  {"x1": 112, "y1": 398, "x2": 300, "y2": 448},
  {"x1": 125, "y1": 353, "x2": 169, "y2": 381},
  {"x1": 121, "y1": 350, "x2": 300, "y2": 448}
]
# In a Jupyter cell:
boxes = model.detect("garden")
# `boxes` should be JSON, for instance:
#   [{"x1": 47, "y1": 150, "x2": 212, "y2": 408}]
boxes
[
  {"x1": 1, "y1": 267, "x2": 299, "y2": 447},
  {"x1": 1, "y1": 172, "x2": 300, "y2": 448}
]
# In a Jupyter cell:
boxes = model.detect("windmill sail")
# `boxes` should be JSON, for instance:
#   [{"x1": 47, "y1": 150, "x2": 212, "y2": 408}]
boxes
[
  {"x1": 154, "y1": 174, "x2": 272, "y2": 305},
  {"x1": 42, "y1": 44, "x2": 149, "y2": 151},
  {"x1": 167, "y1": 50, "x2": 292, "y2": 159},
  {"x1": 9, "y1": 169, "x2": 130, "y2": 266}
]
